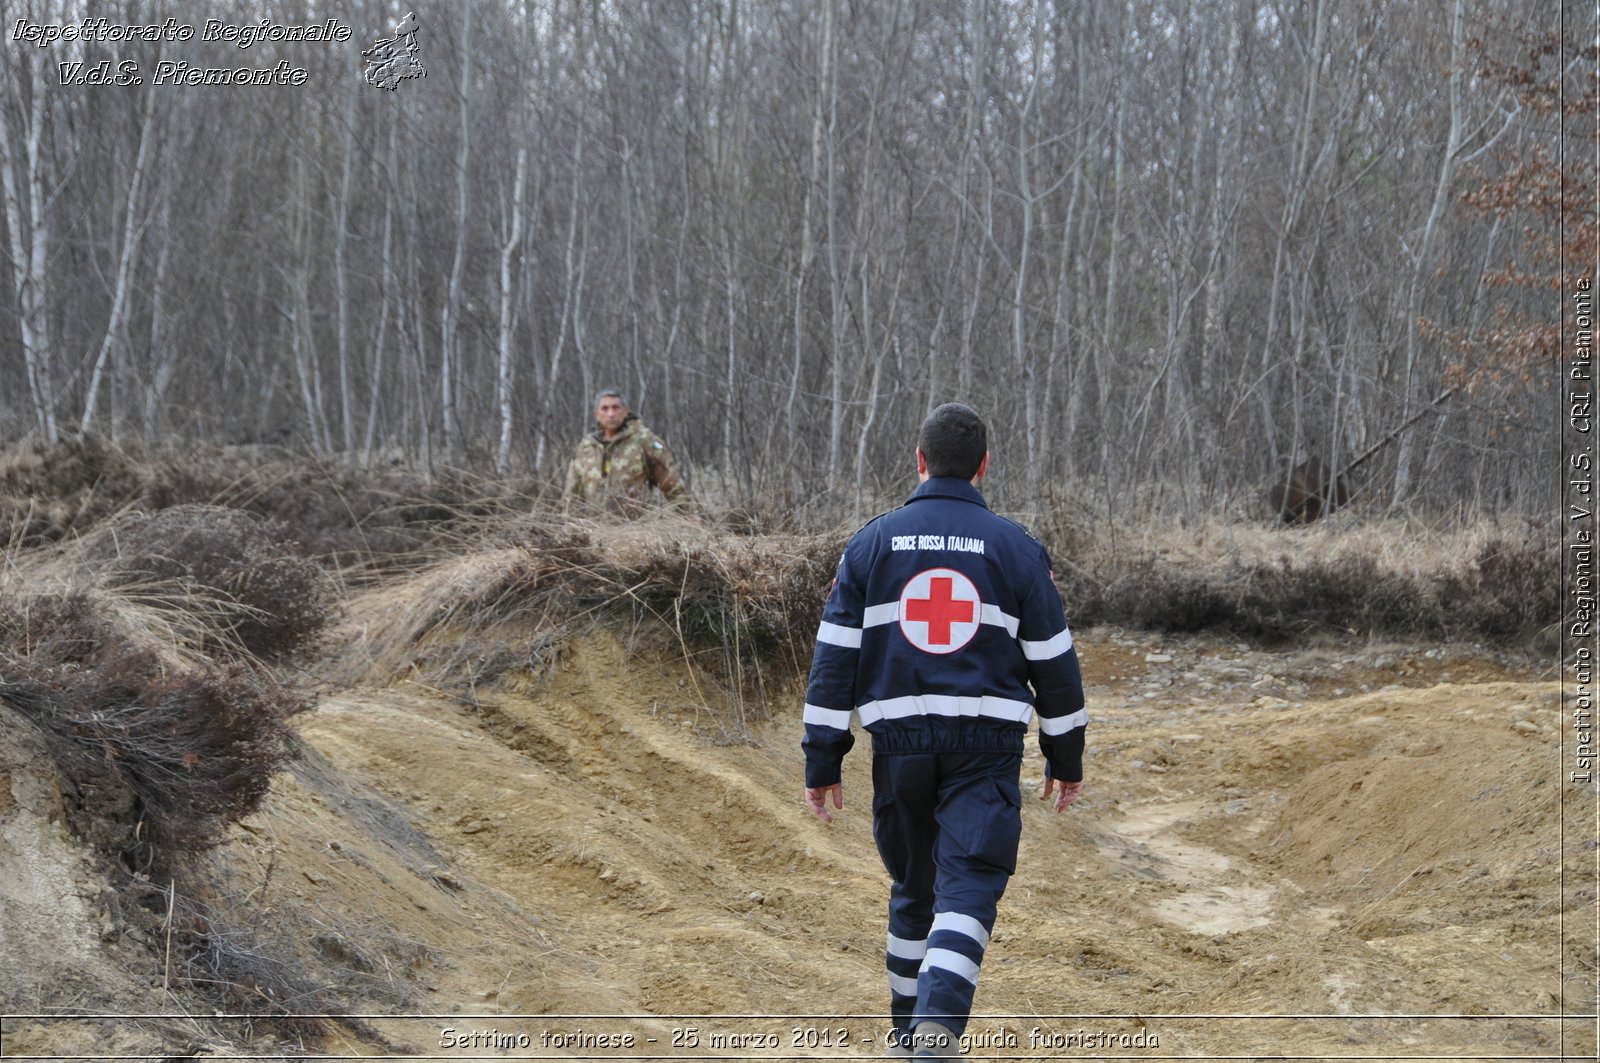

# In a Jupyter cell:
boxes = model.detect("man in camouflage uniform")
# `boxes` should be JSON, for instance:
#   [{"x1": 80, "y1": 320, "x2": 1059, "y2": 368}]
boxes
[{"x1": 564, "y1": 389, "x2": 692, "y2": 511}]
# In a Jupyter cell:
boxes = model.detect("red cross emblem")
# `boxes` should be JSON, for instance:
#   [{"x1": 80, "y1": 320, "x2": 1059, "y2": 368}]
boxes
[{"x1": 898, "y1": 568, "x2": 982, "y2": 654}]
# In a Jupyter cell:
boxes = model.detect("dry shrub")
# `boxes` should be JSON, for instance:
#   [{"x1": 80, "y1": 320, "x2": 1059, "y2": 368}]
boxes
[
  {"x1": 0, "y1": 434, "x2": 146, "y2": 545},
  {"x1": 0, "y1": 592, "x2": 307, "y2": 871},
  {"x1": 1436, "y1": 537, "x2": 1560, "y2": 640},
  {"x1": 1063, "y1": 555, "x2": 1397, "y2": 643},
  {"x1": 140, "y1": 449, "x2": 529, "y2": 567},
  {"x1": 1066, "y1": 560, "x2": 1241, "y2": 636},
  {"x1": 0, "y1": 435, "x2": 541, "y2": 566},
  {"x1": 346, "y1": 515, "x2": 844, "y2": 712},
  {"x1": 109, "y1": 875, "x2": 379, "y2": 1045},
  {"x1": 1056, "y1": 525, "x2": 1556, "y2": 645},
  {"x1": 0, "y1": 588, "x2": 331, "y2": 1038},
  {"x1": 83, "y1": 505, "x2": 336, "y2": 660}
]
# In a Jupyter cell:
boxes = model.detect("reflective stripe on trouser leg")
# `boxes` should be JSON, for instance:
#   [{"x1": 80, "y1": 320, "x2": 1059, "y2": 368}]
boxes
[
  {"x1": 873, "y1": 753, "x2": 938, "y2": 1040},
  {"x1": 922, "y1": 753, "x2": 1022, "y2": 1036},
  {"x1": 916, "y1": 908, "x2": 998, "y2": 1035},
  {"x1": 873, "y1": 751, "x2": 1022, "y2": 1040},
  {"x1": 886, "y1": 924, "x2": 926, "y2": 1044}
]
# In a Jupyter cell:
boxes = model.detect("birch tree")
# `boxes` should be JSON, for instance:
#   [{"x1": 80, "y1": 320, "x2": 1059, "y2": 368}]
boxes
[{"x1": 0, "y1": 44, "x2": 56, "y2": 442}]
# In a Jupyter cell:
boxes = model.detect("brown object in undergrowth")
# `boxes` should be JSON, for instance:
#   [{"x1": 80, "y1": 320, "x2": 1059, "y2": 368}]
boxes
[{"x1": 1266, "y1": 456, "x2": 1350, "y2": 524}]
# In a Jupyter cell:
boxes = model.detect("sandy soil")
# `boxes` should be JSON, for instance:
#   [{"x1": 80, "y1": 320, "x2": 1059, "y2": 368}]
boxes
[{"x1": 3, "y1": 607, "x2": 1595, "y2": 1061}]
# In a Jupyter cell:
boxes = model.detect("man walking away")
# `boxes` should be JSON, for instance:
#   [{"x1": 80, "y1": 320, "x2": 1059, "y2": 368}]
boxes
[{"x1": 801, "y1": 403, "x2": 1087, "y2": 1060}]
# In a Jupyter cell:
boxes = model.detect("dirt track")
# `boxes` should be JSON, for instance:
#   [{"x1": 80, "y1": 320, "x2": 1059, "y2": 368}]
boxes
[
  {"x1": 3, "y1": 608, "x2": 1594, "y2": 1061},
  {"x1": 200, "y1": 620, "x2": 1592, "y2": 1060}
]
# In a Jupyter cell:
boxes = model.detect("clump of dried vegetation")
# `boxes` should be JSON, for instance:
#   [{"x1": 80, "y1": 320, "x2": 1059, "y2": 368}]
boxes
[
  {"x1": 1, "y1": 435, "x2": 1558, "y2": 651},
  {"x1": 341, "y1": 513, "x2": 845, "y2": 720},
  {"x1": 0, "y1": 595, "x2": 304, "y2": 863},
  {"x1": 1040, "y1": 511, "x2": 1558, "y2": 648},
  {"x1": 0, "y1": 489, "x2": 360, "y2": 1040},
  {"x1": 0, "y1": 591, "x2": 342, "y2": 1037},
  {"x1": 0, "y1": 433, "x2": 538, "y2": 567},
  {"x1": 82, "y1": 504, "x2": 338, "y2": 660}
]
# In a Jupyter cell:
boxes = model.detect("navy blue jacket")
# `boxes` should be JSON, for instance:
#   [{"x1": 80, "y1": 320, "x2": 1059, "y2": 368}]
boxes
[{"x1": 802, "y1": 477, "x2": 1087, "y2": 788}]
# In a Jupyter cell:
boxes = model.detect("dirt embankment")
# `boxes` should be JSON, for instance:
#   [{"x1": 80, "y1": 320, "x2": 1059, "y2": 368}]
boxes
[{"x1": 2, "y1": 581, "x2": 1593, "y2": 1060}]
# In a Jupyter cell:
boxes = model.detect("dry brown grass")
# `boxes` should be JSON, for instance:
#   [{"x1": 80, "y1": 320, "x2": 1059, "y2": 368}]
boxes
[
  {"x1": 0, "y1": 488, "x2": 352, "y2": 1040},
  {"x1": 332, "y1": 505, "x2": 1555, "y2": 714},
  {"x1": 0, "y1": 434, "x2": 146, "y2": 547},
  {"x1": 1, "y1": 439, "x2": 1554, "y2": 650},
  {"x1": 332, "y1": 510, "x2": 845, "y2": 714},
  {"x1": 1069, "y1": 511, "x2": 1541, "y2": 575},
  {"x1": 4, "y1": 507, "x2": 340, "y2": 667},
  {"x1": 0, "y1": 434, "x2": 544, "y2": 567},
  {"x1": 1040, "y1": 511, "x2": 1556, "y2": 647}
]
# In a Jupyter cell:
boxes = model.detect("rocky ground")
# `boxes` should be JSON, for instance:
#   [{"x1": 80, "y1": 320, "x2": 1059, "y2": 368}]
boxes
[{"x1": 2, "y1": 604, "x2": 1594, "y2": 1061}]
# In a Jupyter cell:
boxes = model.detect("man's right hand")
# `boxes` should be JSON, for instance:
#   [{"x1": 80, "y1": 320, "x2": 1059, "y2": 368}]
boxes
[
  {"x1": 1042, "y1": 777, "x2": 1083, "y2": 812},
  {"x1": 805, "y1": 783, "x2": 843, "y2": 823}
]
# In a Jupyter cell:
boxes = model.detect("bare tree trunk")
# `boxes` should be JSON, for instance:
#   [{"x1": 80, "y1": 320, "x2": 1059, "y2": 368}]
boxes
[
  {"x1": 363, "y1": 116, "x2": 401, "y2": 466},
  {"x1": 721, "y1": 230, "x2": 739, "y2": 483},
  {"x1": 823, "y1": 2, "x2": 845, "y2": 498},
  {"x1": 406, "y1": 217, "x2": 433, "y2": 473},
  {"x1": 439, "y1": 3, "x2": 473, "y2": 462},
  {"x1": 333, "y1": 77, "x2": 359, "y2": 454},
  {"x1": 0, "y1": 47, "x2": 56, "y2": 442},
  {"x1": 1097, "y1": 64, "x2": 1126, "y2": 488},
  {"x1": 496, "y1": 146, "x2": 527, "y2": 474},
  {"x1": 620, "y1": 138, "x2": 646, "y2": 414},
  {"x1": 957, "y1": 170, "x2": 991, "y2": 400},
  {"x1": 934, "y1": 0, "x2": 987, "y2": 412},
  {"x1": 1056, "y1": 0, "x2": 1093, "y2": 474},
  {"x1": 537, "y1": 132, "x2": 586, "y2": 473},
  {"x1": 853, "y1": 345, "x2": 886, "y2": 520},
  {"x1": 572, "y1": 196, "x2": 593, "y2": 439},
  {"x1": 1202, "y1": 0, "x2": 1244, "y2": 479},
  {"x1": 1392, "y1": 0, "x2": 1465, "y2": 509},
  {"x1": 1013, "y1": 5, "x2": 1044, "y2": 496},
  {"x1": 787, "y1": 0, "x2": 832, "y2": 455},
  {"x1": 81, "y1": 87, "x2": 156, "y2": 435},
  {"x1": 142, "y1": 196, "x2": 175, "y2": 442},
  {"x1": 846, "y1": 0, "x2": 908, "y2": 513},
  {"x1": 853, "y1": 262, "x2": 907, "y2": 518},
  {"x1": 288, "y1": 153, "x2": 329, "y2": 453},
  {"x1": 1257, "y1": 0, "x2": 1328, "y2": 472},
  {"x1": 656, "y1": 169, "x2": 690, "y2": 468}
]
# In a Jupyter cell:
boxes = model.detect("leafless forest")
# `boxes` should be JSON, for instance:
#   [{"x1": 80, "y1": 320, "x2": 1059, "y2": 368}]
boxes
[{"x1": 0, "y1": 0, "x2": 1590, "y2": 522}]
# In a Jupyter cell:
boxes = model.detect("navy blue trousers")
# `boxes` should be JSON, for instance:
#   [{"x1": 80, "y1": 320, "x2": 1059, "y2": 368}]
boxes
[{"x1": 871, "y1": 750, "x2": 1022, "y2": 1042}]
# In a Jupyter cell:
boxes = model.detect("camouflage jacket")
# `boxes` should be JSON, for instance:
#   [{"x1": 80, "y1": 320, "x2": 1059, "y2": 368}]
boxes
[{"x1": 564, "y1": 415, "x2": 691, "y2": 509}]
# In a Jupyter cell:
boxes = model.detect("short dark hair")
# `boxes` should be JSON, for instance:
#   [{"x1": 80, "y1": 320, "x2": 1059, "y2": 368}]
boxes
[{"x1": 918, "y1": 403, "x2": 987, "y2": 479}]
